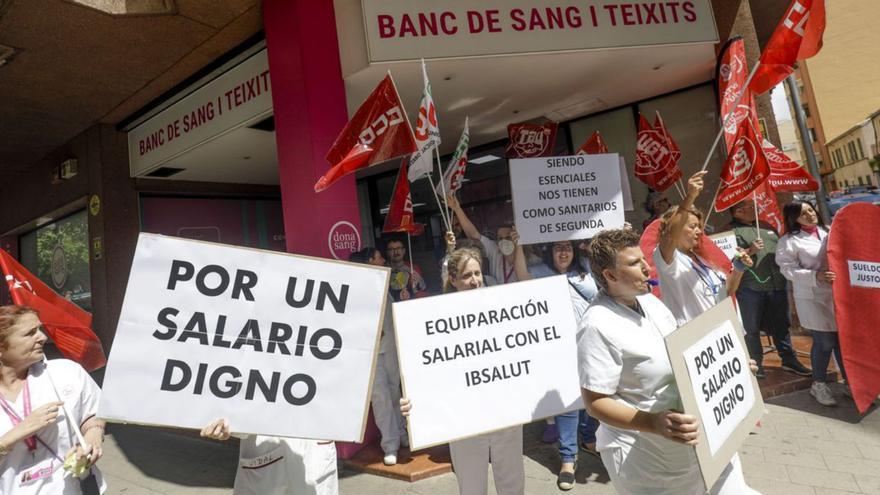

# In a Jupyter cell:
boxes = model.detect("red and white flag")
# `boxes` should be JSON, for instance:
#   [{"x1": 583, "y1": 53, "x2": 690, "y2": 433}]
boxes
[
  {"x1": 752, "y1": 182, "x2": 786, "y2": 233},
  {"x1": 505, "y1": 122, "x2": 558, "y2": 158},
  {"x1": 634, "y1": 114, "x2": 682, "y2": 192},
  {"x1": 438, "y1": 118, "x2": 470, "y2": 195},
  {"x1": 762, "y1": 139, "x2": 820, "y2": 192},
  {"x1": 383, "y1": 159, "x2": 425, "y2": 235},
  {"x1": 653, "y1": 112, "x2": 682, "y2": 164},
  {"x1": 408, "y1": 60, "x2": 441, "y2": 182},
  {"x1": 0, "y1": 249, "x2": 106, "y2": 371},
  {"x1": 715, "y1": 119, "x2": 771, "y2": 212},
  {"x1": 316, "y1": 74, "x2": 417, "y2": 192},
  {"x1": 575, "y1": 131, "x2": 609, "y2": 155},
  {"x1": 750, "y1": 0, "x2": 826, "y2": 95},
  {"x1": 717, "y1": 37, "x2": 761, "y2": 151}
]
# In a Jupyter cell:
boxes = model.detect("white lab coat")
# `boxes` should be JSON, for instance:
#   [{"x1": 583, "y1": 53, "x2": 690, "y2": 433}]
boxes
[
  {"x1": 775, "y1": 229, "x2": 837, "y2": 332},
  {"x1": 235, "y1": 436, "x2": 337, "y2": 495}
]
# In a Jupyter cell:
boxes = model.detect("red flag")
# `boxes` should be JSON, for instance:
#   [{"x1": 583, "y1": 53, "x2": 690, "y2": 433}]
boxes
[
  {"x1": 715, "y1": 119, "x2": 771, "y2": 212},
  {"x1": 316, "y1": 74, "x2": 417, "y2": 192},
  {"x1": 653, "y1": 113, "x2": 682, "y2": 164},
  {"x1": 762, "y1": 139, "x2": 820, "y2": 192},
  {"x1": 635, "y1": 114, "x2": 682, "y2": 192},
  {"x1": 383, "y1": 159, "x2": 425, "y2": 235},
  {"x1": 752, "y1": 182, "x2": 786, "y2": 233},
  {"x1": 575, "y1": 131, "x2": 609, "y2": 155},
  {"x1": 828, "y1": 203, "x2": 880, "y2": 414},
  {"x1": 717, "y1": 38, "x2": 762, "y2": 151},
  {"x1": 505, "y1": 122, "x2": 558, "y2": 158},
  {"x1": 750, "y1": 0, "x2": 826, "y2": 95},
  {"x1": 0, "y1": 250, "x2": 106, "y2": 371}
]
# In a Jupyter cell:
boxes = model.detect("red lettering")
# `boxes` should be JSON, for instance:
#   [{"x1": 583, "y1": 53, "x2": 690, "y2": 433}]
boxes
[
  {"x1": 528, "y1": 8, "x2": 547, "y2": 30},
  {"x1": 377, "y1": 14, "x2": 395, "y2": 38},
  {"x1": 440, "y1": 12, "x2": 457, "y2": 34},
  {"x1": 485, "y1": 9, "x2": 502, "y2": 32},
  {"x1": 546, "y1": 7, "x2": 564, "y2": 29},
  {"x1": 667, "y1": 2, "x2": 681, "y2": 22},
  {"x1": 417, "y1": 13, "x2": 438, "y2": 36},
  {"x1": 683, "y1": 1, "x2": 697, "y2": 22},
  {"x1": 399, "y1": 14, "x2": 417, "y2": 37},
  {"x1": 467, "y1": 11, "x2": 484, "y2": 33},
  {"x1": 621, "y1": 4, "x2": 636, "y2": 25},
  {"x1": 510, "y1": 8, "x2": 527, "y2": 31},
  {"x1": 643, "y1": 4, "x2": 660, "y2": 24},
  {"x1": 590, "y1": 6, "x2": 598, "y2": 26},
  {"x1": 603, "y1": 5, "x2": 619, "y2": 26},
  {"x1": 566, "y1": 7, "x2": 582, "y2": 28}
]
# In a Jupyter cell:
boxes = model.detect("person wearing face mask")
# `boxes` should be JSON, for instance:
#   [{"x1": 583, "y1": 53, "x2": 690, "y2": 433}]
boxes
[
  {"x1": 400, "y1": 248, "x2": 525, "y2": 495},
  {"x1": 512, "y1": 231, "x2": 600, "y2": 490},
  {"x1": 349, "y1": 248, "x2": 407, "y2": 465},
  {"x1": 580, "y1": 229, "x2": 758, "y2": 495},
  {"x1": 447, "y1": 195, "x2": 519, "y2": 285},
  {"x1": 776, "y1": 201, "x2": 847, "y2": 407},
  {"x1": 655, "y1": 171, "x2": 752, "y2": 326}
]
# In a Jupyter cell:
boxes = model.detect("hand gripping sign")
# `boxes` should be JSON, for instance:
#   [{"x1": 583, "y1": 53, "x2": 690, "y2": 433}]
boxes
[
  {"x1": 665, "y1": 297, "x2": 764, "y2": 489},
  {"x1": 98, "y1": 233, "x2": 390, "y2": 441},
  {"x1": 393, "y1": 275, "x2": 582, "y2": 450}
]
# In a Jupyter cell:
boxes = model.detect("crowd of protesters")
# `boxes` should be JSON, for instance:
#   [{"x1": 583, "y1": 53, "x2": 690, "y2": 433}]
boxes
[{"x1": 0, "y1": 171, "x2": 856, "y2": 495}]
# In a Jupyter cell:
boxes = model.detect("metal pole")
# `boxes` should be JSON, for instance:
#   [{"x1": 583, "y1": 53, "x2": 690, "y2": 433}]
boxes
[{"x1": 784, "y1": 74, "x2": 832, "y2": 224}]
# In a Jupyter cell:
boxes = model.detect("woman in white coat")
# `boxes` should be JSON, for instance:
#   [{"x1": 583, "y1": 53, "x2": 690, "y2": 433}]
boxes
[
  {"x1": 775, "y1": 201, "x2": 846, "y2": 407},
  {"x1": 400, "y1": 248, "x2": 524, "y2": 495}
]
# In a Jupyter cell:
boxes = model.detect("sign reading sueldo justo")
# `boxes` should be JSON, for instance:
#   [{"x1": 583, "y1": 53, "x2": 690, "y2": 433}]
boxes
[
  {"x1": 98, "y1": 233, "x2": 390, "y2": 442},
  {"x1": 361, "y1": 0, "x2": 718, "y2": 63}
]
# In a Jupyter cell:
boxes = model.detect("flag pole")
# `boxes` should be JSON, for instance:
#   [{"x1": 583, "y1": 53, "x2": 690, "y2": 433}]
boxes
[
  {"x1": 753, "y1": 193, "x2": 762, "y2": 241},
  {"x1": 434, "y1": 147, "x2": 452, "y2": 230},
  {"x1": 43, "y1": 357, "x2": 90, "y2": 453},
  {"x1": 427, "y1": 172, "x2": 451, "y2": 232},
  {"x1": 406, "y1": 231, "x2": 415, "y2": 291},
  {"x1": 700, "y1": 63, "x2": 761, "y2": 172},
  {"x1": 673, "y1": 181, "x2": 686, "y2": 200}
]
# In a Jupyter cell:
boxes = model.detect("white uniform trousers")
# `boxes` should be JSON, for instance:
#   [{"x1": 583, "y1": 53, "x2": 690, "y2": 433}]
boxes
[
  {"x1": 449, "y1": 425, "x2": 525, "y2": 495},
  {"x1": 235, "y1": 436, "x2": 338, "y2": 495},
  {"x1": 371, "y1": 350, "x2": 406, "y2": 454}
]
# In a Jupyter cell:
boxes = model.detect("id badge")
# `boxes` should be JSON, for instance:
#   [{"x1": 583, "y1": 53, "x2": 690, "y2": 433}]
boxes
[{"x1": 19, "y1": 459, "x2": 55, "y2": 486}]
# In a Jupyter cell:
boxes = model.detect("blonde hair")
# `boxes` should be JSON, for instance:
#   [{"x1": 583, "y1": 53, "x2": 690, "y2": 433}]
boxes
[
  {"x1": 0, "y1": 306, "x2": 37, "y2": 349},
  {"x1": 444, "y1": 247, "x2": 483, "y2": 293},
  {"x1": 659, "y1": 205, "x2": 720, "y2": 269}
]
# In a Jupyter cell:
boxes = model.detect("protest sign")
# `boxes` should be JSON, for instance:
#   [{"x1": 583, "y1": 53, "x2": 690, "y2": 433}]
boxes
[
  {"x1": 618, "y1": 156, "x2": 634, "y2": 211},
  {"x1": 848, "y1": 261, "x2": 880, "y2": 289},
  {"x1": 393, "y1": 275, "x2": 581, "y2": 449},
  {"x1": 509, "y1": 154, "x2": 625, "y2": 244},
  {"x1": 98, "y1": 233, "x2": 389, "y2": 442},
  {"x1": 708, "y1": 231, "x2": 738, "y2": 261},
  {"x1": 665, "y1": 297, "x2": 764, "y2": 489}
]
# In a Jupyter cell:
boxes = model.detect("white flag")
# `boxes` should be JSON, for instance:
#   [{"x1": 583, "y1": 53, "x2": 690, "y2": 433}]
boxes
[
  {"x1": 437, "y1": 117, "x2": 470, "y2": 195},
  {"x1": 408, "y1": 59, "x2": 442, "y2": 182}
]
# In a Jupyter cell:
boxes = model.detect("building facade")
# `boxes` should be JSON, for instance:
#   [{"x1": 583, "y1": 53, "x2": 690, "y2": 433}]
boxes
[{"x1": 827, "y1": 119, "x2": 877, "y2": 189}]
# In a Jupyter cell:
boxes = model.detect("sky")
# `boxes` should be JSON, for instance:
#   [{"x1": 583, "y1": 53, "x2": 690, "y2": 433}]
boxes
[{"x1": 770, "y1": 82, "x2": 792, "y2": 122}]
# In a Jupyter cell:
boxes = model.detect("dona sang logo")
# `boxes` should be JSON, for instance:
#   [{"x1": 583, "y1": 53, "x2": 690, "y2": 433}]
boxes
[{"x1": 328, "y1": 221, "x2": 361, "y2": 260}]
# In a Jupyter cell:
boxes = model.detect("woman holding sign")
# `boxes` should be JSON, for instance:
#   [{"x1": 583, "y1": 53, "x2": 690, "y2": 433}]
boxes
[
  {"x1": 401, "y1": 247, "x2": 525, "y2": 495},
  {"x1": 512, "y1": 234, "x2": 601, "y2": 490},
  {"x1": 776, "y1": 201, "x2": 847, "y2": 407},
  {"x1": 580, "y1": 229, "x2": 758, "y2": 495},
  {"x1": 0, "y1": 305, "x2": 107, "y2": 494},
  {"x1": 655, "y1": 171, "x2": 752, "y2": 325}
]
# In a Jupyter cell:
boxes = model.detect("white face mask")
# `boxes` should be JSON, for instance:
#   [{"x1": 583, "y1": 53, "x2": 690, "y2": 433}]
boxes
[{"x1": 498, "y1": 239, "x2": 515, "y2": 256}]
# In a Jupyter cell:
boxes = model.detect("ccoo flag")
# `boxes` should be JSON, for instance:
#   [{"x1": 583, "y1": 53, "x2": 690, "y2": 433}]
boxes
[
  {"x1": 575, "y1": 131, "x2": 609, "y2": 155},
  {"x1": 384, "y1": 159, "x2": 425, "y2": 235},
  {"x1": 408, "y1": 60, "x2": 442, "y2": 182},
  {"x1": 437, "y1": 118, "x2": 470, "y2": 195},
  {"x1": 750, "y1": 0, "x2": 826, "y2": 95},
  {"x1": 0, "y1": 249, "x2": 106, "y2": 371},
  {"x1": 316, "y1": 74, "x2": 417, "y2": 192}
]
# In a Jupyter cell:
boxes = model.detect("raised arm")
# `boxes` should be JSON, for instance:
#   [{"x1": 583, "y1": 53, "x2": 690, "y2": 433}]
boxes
[
  {"x1": 659, "y1": 171, "x2": 707, "y2": 265},
  {"x1": 447, "y1": 195, "x2": 482, "y2": 242},
  {"x1": 511, "y1": 227, "x2": 533, "y2": 281}
]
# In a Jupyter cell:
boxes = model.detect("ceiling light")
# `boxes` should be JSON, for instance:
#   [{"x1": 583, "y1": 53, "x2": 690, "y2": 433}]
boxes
[{"x1": 469, "y1": 155, "x2": 501, "y2": 165}]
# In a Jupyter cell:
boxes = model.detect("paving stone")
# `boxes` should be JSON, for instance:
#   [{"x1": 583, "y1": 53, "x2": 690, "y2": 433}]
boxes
[
  {"x1": 746, "y1": 476, "x2": 816, "y2": 495},
  {"x1": 787, "y1": 466, "x2": 861, "y2": 492},
  {"x1": 854, "y1": 474, "x2": 880, "y2": 495},
  {"x1": 824, "y1": 455, "x2": 880, "y2": 477},
  {"x1": 763, "y1": 447, "x2": 828, "y2": 468}
]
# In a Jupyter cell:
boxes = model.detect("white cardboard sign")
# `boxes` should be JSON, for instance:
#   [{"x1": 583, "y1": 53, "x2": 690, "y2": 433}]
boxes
[
  {"x1": 849, "y1": 260, "x2": 880, "y2": 289},
  {"x1": 393, "y1": 275, "x2": 582, "y2": 449},
  {"x1": 98, "y1": 233, "x2": 389, "y2": 442},
  {"x1": 510, "y1": 154, "x2": 626, "y2": 244},
  {"x1": 665, "y1": 298, "x2": 764, "y2": 489},
  {"x1": 709, "y1": 231, "x2": 738, "y2": 261},
  {"x1": 619, "y1": 156, "x2": 634, "y2": 211}
]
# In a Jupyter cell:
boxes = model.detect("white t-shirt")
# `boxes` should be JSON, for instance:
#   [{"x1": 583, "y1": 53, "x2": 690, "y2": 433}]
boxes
[
  {"x1": 479, "y1": 235, "x2": 518, "y2": 285},
  {"x1": 0, "y1": 359, "x2": 106, "y2": 495},
  {"x1": 653, "y1": 247, "x2": 726, "y2": 326}
]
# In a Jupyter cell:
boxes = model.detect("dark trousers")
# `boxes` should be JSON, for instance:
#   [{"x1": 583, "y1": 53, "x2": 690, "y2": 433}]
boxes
[
  {"x1": 736, "y1": 287, "x2": 797, "y2": 366},
  {"x1": 811, "y1": 330, "x2": 847, "y2": 382}
]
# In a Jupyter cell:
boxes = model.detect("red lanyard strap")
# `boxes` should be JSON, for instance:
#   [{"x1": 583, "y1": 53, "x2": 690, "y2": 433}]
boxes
[{"x1": 0, "y1": 380, "x2": 37, "y2": 452}]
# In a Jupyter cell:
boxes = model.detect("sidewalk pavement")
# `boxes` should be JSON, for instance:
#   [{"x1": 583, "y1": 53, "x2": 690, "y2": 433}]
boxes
[{"x1": 97, "y1": 385, "x2": 879, "y2": 494}]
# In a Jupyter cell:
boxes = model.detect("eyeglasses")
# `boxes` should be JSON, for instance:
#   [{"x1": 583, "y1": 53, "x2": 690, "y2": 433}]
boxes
[{"x1": 388, "y1": 247, "x2": 405, "y2": 253}]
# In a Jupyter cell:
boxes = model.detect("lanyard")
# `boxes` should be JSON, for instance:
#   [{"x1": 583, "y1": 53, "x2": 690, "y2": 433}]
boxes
[
  {"x1": 689, "y1": 253, "x2": 724, "y2": 297},
  {"x1": 0, "y1": 380, "x2": 37, "y2": 452},
  {"x1": 502, "y1": 258, "x2": 515, "y2": 283}
]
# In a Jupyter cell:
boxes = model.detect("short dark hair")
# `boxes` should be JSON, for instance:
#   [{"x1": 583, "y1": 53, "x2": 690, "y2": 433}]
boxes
[
  {"x1": 586, "y1": 229, "x2": 642, "y2": 290},
  {"x1": 349, "y1": 247, "x2": 379, "y2": 264}
]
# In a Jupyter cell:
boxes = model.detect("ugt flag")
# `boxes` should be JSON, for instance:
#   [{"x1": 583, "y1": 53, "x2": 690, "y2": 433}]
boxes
[
  {"x1": 717, "y1": 37, "x2": 761, "y2": 151},
  {"x1": 437, "y1": 117, "x2": 470, "y2": 195},
  {"x1": 634, "y1": 114, "x2": 682, "y2": 192},
  {"x1": 750, "y1": 0, "x2": 826, "y2": 95},
  {"x1": 408, "y1": 60, "x2": 441, "y2": 182},
  {"x1": 0, "y1": 249, "x2": 106, "y2": 371},
  {"x1": 653, "y1": 112, "x2": 682, "y2": 165},
  {"x1": 762, "y1": 139, "x2": 819, "y2": 192},
  {"x1": 575, "y1": 131, "x2": 609, "y2": 155},
  {"x1": 715, "y1": 119, "x2": 771, "y2": 212},
  {"x1": 316, "y1": 74, "x2": 417, "y2": 192},
  {"x1": 384, "y1": 159, "x2": 425, "y2": 235}
]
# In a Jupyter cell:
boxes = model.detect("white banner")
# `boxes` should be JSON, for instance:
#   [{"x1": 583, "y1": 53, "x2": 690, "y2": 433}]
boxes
[
  {"x1": 709, "y1": 231, "x2": 738, "y2": 261},
  {"x1": 665, "y1": 298, "x2": 764, "y2": 488},
  {"x1": 393, "y1": 276, "x2": 582, "y2": 449},
  {"x1": 98, "y1": 233, "x2": 389, "y2": 442},
  {"x1": 510, "y1": 153, "x2": 625, "y2": 244},
  {"x1": 849, "y1": 260, "x2": 880, "y2": 289},
  {"x1": 362, "y1": 0, "x2": 718, "y2": 63}
]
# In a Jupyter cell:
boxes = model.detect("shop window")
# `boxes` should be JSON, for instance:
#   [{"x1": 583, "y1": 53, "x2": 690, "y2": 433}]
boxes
[{"x1": 19, "y1": 210, "x2": 92, "y2": 311}]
